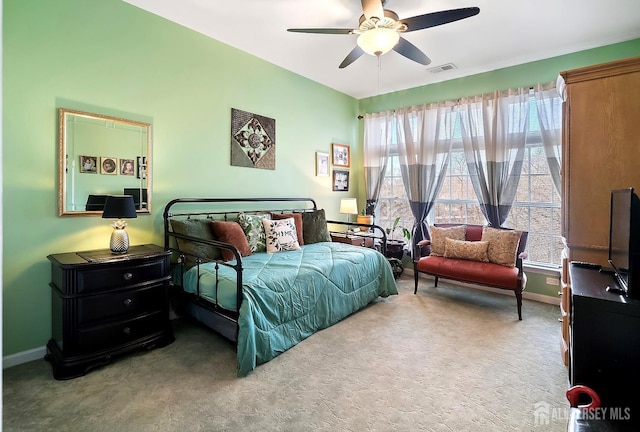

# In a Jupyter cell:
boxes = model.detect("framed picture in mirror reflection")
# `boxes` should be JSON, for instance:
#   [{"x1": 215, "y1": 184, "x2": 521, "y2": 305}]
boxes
[{"x1": 100, "y1": 157, "x2": 117, "y2": 175}]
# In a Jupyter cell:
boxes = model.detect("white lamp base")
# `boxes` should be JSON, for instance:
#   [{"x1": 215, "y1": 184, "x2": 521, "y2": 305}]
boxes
[{"x1": 110, "y1": 228, "x2": 130, "y2": 254}]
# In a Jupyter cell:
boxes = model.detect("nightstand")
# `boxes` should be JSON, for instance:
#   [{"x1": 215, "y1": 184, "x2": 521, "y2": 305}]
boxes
[
  {"x1": 46, "y1": 244, "x2": 174, "y2": 379},
  {"x1": 330, "y1": 232, "x2": 375, "y2": 248}
]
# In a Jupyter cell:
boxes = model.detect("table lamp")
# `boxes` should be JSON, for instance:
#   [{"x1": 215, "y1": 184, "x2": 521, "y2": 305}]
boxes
[
  {"x1": 339, "y1": 198, "x2": 358, "y2": 224},
  {"x1": 102, "y1": 195, "x2": 137, "y2": 254}
]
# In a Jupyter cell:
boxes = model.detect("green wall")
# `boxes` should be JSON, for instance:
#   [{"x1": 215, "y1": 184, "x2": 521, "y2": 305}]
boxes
[
  {"x1": 2, "y1": 0, "x2": 359, "y2": 357},
  {"x1": 3, "y1": 0, "x2": 640, "y2": 358}
]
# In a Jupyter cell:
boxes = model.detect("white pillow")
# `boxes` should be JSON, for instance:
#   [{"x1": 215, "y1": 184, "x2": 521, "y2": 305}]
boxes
[{"x1": 262, "y1": 218, "x2": 302, "y2": 254}]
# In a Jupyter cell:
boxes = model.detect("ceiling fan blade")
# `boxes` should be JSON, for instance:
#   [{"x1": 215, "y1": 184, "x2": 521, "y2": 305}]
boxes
[
  {"x1": 361, "y1": 0, "x2": 384, "y2": 20},
  {"x1": 393, "y1": 37, "x2": 431, "y2": 66},
  {"x1": 287, "y1": 28, "x2": 354, "y2": 35},
  {"x1": 339, "y1": 46, "x2": 365, "y2": 69},
  {"x1": 401, "y1": 7, "x2": 480, "y2": 32}
]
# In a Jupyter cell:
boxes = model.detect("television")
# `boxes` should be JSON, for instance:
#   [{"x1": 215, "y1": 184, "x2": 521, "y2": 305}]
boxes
[{"x1": 608, "y1": 188, "x2": 640, "y2": 298}]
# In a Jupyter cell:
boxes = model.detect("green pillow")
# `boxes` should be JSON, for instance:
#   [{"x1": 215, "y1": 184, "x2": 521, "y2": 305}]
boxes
[
  {"x1": 302, "y1": 209, "x2": 332, "y2": 244},
  {"x1": 170, "y1": 219, "x2": 221, "y2": 268},
  {"x1": 238, "y1": 213, "x2": 271, "y2": 253}
]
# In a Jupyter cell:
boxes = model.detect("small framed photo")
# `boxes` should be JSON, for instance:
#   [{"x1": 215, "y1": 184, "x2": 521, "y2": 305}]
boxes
[
  {"x1": 79, "y1": 155, "x2": 97, "y2": 173},
  {"x1": 100, "y1": 157, "x2": 117, "y2": 175},
  {"x1": 332, "y1": 143, "x2": 350, "y2": 168},
  {"x1": 120, "y1": 158, "x2": 135, "y2": 176},
  {"x1": 137, "y1": 156, "x2": 147, "y2": 179},
  {"x1": 316, "y1": 152, "x2": 329, "y2": 176},
  {"x1": 332, "y1": 169, "x2": 350, "y2": 192}
]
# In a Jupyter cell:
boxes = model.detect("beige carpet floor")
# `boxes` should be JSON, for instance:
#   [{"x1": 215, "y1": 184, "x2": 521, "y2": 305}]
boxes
[{"x1": 3, "y1": 276, "x2": 569, "y2": 431}]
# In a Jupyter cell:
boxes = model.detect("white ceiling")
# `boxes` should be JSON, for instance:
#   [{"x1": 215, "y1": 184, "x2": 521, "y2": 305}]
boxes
[{"x1": 124, "y1": 0, "x2": 640, "y2": 99}]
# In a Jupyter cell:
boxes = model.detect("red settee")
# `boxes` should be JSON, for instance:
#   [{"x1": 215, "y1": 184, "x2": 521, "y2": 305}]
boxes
[{"x1": 413, "y1": 224, "x2": 528, "y2": 320}]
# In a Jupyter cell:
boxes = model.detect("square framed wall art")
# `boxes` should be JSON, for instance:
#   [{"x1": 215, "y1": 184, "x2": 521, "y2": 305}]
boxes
[
  {"x1": 332, "y1": 143, "x2": 350, "y2": 168},
  {"x1": 332, "y1": 169, "x2": 350, "y2": 191},
  {"x1": 79, "y1": 155, "x2": 97, "y2": 174},
  {"x1": 120, "y1": 159, "x2": 135, "y2": 176},
  {"x1": 230, "y1": 108, "x2": 276, "y2": 170}
]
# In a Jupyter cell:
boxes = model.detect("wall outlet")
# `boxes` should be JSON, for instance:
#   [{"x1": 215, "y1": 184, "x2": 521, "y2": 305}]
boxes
[{"x1": 546, "y1": 277, "x2": 560, "y2": 286}]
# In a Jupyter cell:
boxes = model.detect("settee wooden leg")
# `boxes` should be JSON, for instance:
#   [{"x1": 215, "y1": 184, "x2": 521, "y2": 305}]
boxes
[
  {"x1": 434, "y1": 276, "x2": 439, "y2": 288},
  {"x1": 515, "y1": 290, "x2": 523, "y2": 320},
  {"x1": 413, "y1": 264, "x2": 419, "y2": 294}
]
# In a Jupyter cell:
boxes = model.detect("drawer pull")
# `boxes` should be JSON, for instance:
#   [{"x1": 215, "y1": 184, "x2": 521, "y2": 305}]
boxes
[
  {"x1": 123, "y1": 298, "x2": 133, "y2": 307},
  {"x1": 123, "y1": 272, "x2": 133, "y2": 281},
  {"x1": 123, "y1": 327, "x2": 131, "y2": 335}
]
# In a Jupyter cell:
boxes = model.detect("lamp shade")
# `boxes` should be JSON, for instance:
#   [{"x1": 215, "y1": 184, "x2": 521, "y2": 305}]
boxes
[
  {"x1": 340, "y1": 198, "x2": 359, "y2": 215},
  {"x1": 102, "y1": 195, "x2": 138, "y2": 219},
  {"x1": 357, "y1": 28, "x2": 399, "y2": 56}
]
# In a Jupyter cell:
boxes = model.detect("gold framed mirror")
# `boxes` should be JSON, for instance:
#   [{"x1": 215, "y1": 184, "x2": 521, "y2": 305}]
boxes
[{"x1": 58, "y1": 108, "x2": 152, "y2": 216}]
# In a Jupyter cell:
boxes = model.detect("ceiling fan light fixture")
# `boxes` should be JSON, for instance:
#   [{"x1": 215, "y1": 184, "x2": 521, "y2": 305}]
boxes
[{"x1": 356, "y1": 27, "x2": 399, "y2": 56}]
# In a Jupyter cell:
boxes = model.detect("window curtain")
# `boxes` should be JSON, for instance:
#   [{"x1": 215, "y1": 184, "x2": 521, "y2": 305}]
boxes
[
  {"x1": 458, "y1": 88, "x2": 530, "y2": 226},
  {"x1": 533, "y1": 82, "x2": 563, "y2": 195},
  {"x1": 394, "y1": 102, "x2": 455, "y2": 245},
  {"x1": 363, "y1": 112, "x2": 392, "y2": 215}
]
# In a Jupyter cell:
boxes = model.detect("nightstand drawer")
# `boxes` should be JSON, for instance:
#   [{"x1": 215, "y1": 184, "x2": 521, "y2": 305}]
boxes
[
  {"x1": 77, "y1": 260, "x2": 168, "y2": 294},
  {"x1": 78, "y1": 284, "x2": 166, "y2": 324},
  {"x1": 76, "y1": 311, "x2": 165, "y2": 352}
]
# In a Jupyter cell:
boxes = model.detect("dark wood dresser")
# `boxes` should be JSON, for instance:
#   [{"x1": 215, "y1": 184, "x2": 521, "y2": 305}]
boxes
[
  {"x1": 46, "y1": 244, "x2": 174, "y2": 379},
  {"x1": 568, "y1": 264, "x2": 640, "y2": 429}
]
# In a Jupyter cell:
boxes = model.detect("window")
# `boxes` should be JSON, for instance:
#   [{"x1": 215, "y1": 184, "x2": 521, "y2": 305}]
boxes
[
  {"x1": 377, "y1": 155, "x2": 414, "y2": 241},
  {"x1": 375, "y1": 95, "x2": 563, "y2": 267}
]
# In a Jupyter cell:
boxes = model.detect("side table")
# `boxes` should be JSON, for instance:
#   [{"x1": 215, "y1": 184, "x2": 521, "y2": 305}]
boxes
[{"x1": 46, "y1": 244, "x2": 174, "y2": 379}]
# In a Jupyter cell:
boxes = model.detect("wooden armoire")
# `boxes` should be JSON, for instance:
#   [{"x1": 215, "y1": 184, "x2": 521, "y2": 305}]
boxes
[
  {"x1": 558, "y1": 56, "x2": 640, "y2": 367},
  {"x1": 560, "y1": 56, "x2": 640, "y2": 265}
]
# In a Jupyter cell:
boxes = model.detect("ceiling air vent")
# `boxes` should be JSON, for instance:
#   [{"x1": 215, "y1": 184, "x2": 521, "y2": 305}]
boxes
[{"x1": 428, "y1": 63, "x2": 457, "y2": 74}]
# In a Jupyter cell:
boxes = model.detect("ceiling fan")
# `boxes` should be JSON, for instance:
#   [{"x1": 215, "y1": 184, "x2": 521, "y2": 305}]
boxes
[{"x1": 287, "y1": 0, "x2": 480, "y2": 69}]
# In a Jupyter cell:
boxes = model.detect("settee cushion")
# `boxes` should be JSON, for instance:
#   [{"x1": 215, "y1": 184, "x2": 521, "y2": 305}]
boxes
[
  {"x1": 430, "y1": 225, "x2": 466, "y2": 256},
  {"x1": 444, "y1": 238, "x2": 489, "y2": 262},
  {"x1": 481, "y1": 226, "x2": 522, "y2": 268},
  {"x1": 416, "y1": 255, "x2": 524, "y2": 290}
]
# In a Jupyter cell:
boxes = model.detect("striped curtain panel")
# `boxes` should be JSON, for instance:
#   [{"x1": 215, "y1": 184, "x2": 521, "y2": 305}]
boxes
[
  {"x1": 395, "y1": 102, "x2": 455, "y2": 244},
  {"x1": 363, "y1": 112, "x2": 392, "y2": 216},
  {"x1": 458, "y1": 88, "x2": 530, "y2": 226},
  {"x1": 533, "y1": 82, "x2": 563, "y2": 195}
]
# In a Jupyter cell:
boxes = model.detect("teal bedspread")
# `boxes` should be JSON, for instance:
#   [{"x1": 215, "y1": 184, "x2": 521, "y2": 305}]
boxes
[{"x1": 182, "y1": 242, "x2": 398, "y2": 376}]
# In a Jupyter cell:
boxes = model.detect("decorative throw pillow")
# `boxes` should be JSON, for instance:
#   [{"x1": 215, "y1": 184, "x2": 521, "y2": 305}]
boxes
[
  {"x1": 170, "y1": 219, "x2": 221, "y2": 268},
  {"x1": 210, "y1": 221, "x2": 252, "y2": 262},
  {"x1": 429, "y1": 225, "x2": 467, "y2": 256},
  {"x1": 238, "y1": 212, "x2": 271, "y2": 253},
  {"x1": 481, "y1": 226, "x2": 522, "y2": 267},
  {"x1": 443, "y1": 238, "x2": 490, "y2": 262},
  {"x1": 262, "y1": 218, "x2": 302, "y2": 254},
  {"x1": 302, "y1": 209, "x2": 332, "y2": 244},
  {"x1": 271, "y1": 213, "x2": 304, "y2": 246}
]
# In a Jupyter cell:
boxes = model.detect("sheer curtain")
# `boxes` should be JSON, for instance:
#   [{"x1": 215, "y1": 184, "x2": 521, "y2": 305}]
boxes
[
  {"x1": 395, "y1": 102, "x2": 455, "y2": 244},
  {"x1": 458, "y1": 88, "x2": 530, "y2": 226},
  {"x1": 363, "y1": 112, "x2": 392, "y2": 215},
  {"x1": 533, "y1": 82, "x2": 563, "y2": 195}
]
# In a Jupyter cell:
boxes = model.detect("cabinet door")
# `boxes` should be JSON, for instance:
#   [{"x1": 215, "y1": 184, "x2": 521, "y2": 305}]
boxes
[{"x1": 562, "y1": 59, "x2": 640, "y2": 265}]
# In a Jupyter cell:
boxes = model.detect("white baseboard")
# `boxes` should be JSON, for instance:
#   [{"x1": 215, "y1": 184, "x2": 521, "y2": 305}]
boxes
[
  {"x1": 406, "y1": 268, "x2": 561, "y2": 306},
  {"x1": 3, "y1": 346, "x2": 47, "y2": 369}
]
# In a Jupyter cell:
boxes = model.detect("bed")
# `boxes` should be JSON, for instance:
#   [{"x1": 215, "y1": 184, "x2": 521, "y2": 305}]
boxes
[{"x1": 163, "y1": 198, "x2": 398, "y2": 376}]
